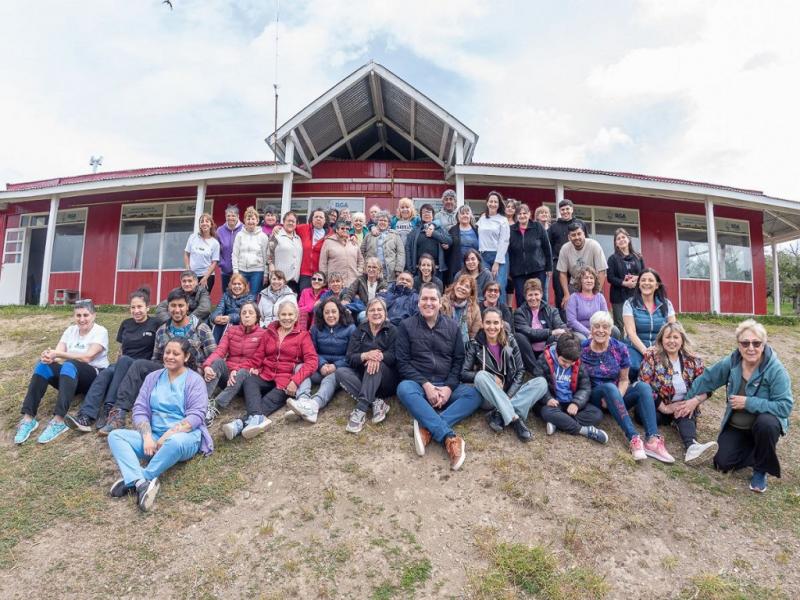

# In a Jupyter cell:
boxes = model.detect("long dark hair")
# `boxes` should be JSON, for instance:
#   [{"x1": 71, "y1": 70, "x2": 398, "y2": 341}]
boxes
[
  {"x1": 462, "y1": 249, "x2": 483, "y2": 275},
  {"x1": 164, "y1": 336, "x2": 197, "y2": 372},
  {"x1": 483, "y1": 190, "x2": 506, "y2": 218},
  {"x1": 314, "y1": 297, "x2": 353, "y2": 331},
  {"x1": 613, "y1": 227, "x2": 641, "y2": 259},
  {"x1": 631, "y1": 268, "x2": 669, "y2": 317}
]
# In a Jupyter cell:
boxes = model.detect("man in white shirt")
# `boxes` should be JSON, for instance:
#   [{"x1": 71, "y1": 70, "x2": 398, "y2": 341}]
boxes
[{"x1": 557, "y1": 222, "x2": 607, "y2": 309}]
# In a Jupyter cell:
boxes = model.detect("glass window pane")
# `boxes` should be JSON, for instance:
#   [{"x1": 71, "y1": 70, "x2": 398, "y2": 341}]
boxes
[
  {"x1": 594, "y1": 207, "x2": 639, "y2": 225},
  {"x1": 122, "y1": 205, "x2": 163, "y2": 219},
  {"x1": 165, "y1": 202, "x2": 198, "y2": 217},
  {"x1": 118, "y1": 219, "x2": 161, "y2": 270},
  {"x1": 678, "y1": 229, "x2": 710, "y2": 279},
  {"x1": 595, "y1": 223, "x2": 639, "y2": 262},
  {"x1": 51, "y1": 224, "x2": 85, "y2": 272},
  {"x1": 162, "y1": 218, "x2": 193, "y2": 269},
  {"x1": 718, "y1": 233, "x2": 752, "y2": 281}
]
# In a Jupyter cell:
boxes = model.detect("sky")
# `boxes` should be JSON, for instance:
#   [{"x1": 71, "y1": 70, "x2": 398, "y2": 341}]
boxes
[{"x1": 1, "y1": 0, "x2": 798, "y2": 201}]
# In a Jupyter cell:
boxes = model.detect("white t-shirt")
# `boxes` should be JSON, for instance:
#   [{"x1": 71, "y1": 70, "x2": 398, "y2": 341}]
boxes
[
  {"x1": 58, "y1": 323, "x2": 110, "y2": 369},
  {"x1": 184, "y1": 234, "x2": 221, "y2": 277},
  {"x1": 557, "y1": 238, "x2": 607, "y2": 283},
  {"x1": 670, "y1": 358, "x2": 687, "y2": 401}
]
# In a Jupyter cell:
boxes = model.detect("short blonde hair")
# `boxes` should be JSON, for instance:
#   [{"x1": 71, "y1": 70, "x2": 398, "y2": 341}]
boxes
[
  {"x1": 352, "y1": 211, "x2": 366, "y2": 222},
  {"x1": 397, "y1": 197, "x2": 417, "y2": 218},
  {"x1": 735, "y1": 319, "x2": 767, "y2": 343}
]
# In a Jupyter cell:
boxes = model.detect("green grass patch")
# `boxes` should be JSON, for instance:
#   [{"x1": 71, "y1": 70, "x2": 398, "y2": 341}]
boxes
[{"x1": 679, "y1": 574, "x2": 787, "y2": 600}]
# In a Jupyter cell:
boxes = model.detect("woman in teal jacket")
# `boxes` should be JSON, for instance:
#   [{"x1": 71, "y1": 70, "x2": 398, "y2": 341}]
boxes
[{"x1": 687, "y1": 319, "x2": 793, "y2": 493}]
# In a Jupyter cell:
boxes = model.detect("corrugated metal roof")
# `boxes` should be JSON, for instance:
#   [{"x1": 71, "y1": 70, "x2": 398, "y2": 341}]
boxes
[
  {"x1": 6, "y1": 161, "x2": 277, "y2": 192},
  {"x1": 467, "y1": 162, "x2": 766, "y2": 196}
]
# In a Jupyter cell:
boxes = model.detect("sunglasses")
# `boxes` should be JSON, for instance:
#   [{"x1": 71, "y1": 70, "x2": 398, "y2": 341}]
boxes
[
  {"x1": 738, "y1": 340, "x2": 762, "y2": 348},
  {"x1": 311, "y1": 277, "x2": 324, "y2": 282},
  {"x1": 485, "y1": 288, "x2": 500, "y2": 294}
]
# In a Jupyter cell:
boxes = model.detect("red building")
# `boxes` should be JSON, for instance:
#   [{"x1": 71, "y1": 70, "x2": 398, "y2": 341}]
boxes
[{"x1": 0, "y1": 62, "x2": 797, "y2": 313}]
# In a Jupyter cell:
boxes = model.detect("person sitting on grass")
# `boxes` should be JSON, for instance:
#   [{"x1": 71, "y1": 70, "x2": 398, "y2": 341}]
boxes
[
  {"x1": 14, "y1": 299, "x2": 109, "y2": 445},
  {"x1": 65, "y1": 287, "x2": 160, "y2": 433},
  {"x1": 686, "y1": 319, "x2": 793, "y2": 493},
  {"x1": 286, "y1": 297, "x2": 355, "y2": 424},
  {"x1": 337, "y1": 297, "x2": 397, "y2": 434},
  {"x1": 378, "y1": 271, "x2": 419, "y2": 325},
  {"x1": 395, "y1": 283, "x2": 482, "y2": 471},
  {"x1": 581, "y1": 310, "x2": 674, "y2": 463},
  {"x1": 479, "y1": 281, "x2": 513, "y2": 332},
  {"x1": 98, "y1": 290, "x2": 216, "y2": 435},
  {"x1": 638, "y1": 322, "x2": 718, "y2": 466},
  {"x1": 201, "y1": 301, "x2": 266, "y2": 424},
  {"x1": 513, "y1": 278, "x2": 567, "y2": 375},
  {"x1": 221, "y1": 302, "x2": 318, "y2": 441},
  {"x1": 565, "y1": 265, "x2": 610, "y2": 341},
  {"x1": 154, "y1": 270, "x2": 211, "y2": 324},
  {"x1": 258, "y1": 270, "x2": 298, "y2": 327},
  {"x1": 460, "y1": 307, "x2": 548, "y2": 442},
  {"x1": 209, "y1": 274, "x2": 254, "y2": 343},
  {"x1": 106, "y1": 337, "x2": 213, "y2": 512},
  {"x1": 532, "y1": 333, "x2": 607, "y2": 444},
  {"x1": 412, "y1": 253, "x2": 444, "y2": 295}
]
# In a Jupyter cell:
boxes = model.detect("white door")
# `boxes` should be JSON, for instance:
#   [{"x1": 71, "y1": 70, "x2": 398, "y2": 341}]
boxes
[{"x1": 0, "y1": 228, "x2": 27, "y2": 305}]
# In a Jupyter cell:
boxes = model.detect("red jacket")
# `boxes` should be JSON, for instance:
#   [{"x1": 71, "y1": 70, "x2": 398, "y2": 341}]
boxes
[
  {"x1": 297, "y1": 223, "x2": 328, "y2": 277},
  {"x1": 203, "y1": 323, "x2": 266, "y2": 371},
  {"x1": 252, "y1": 321, "x2": 318, "y2": 388}
]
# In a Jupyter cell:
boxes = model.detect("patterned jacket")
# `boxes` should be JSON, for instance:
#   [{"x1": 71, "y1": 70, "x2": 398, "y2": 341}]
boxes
[{"x1": 638, "y1": 347, "x2": 704, "y2": 405}]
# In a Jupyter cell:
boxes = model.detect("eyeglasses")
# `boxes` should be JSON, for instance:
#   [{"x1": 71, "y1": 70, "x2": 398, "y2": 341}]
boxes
[
  {"x1": 738, "y1": 340, "x2": 763, "y2": 348},
  {"x1": 485, "y1": 288, "x2": 500, "y2": 294}
]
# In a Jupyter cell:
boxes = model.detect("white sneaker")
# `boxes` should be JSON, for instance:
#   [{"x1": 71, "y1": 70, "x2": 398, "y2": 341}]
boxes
[
  {"x1": 286, "y1": 396, "x2": 319, "y2": 424},
  {"x1": 684, "y1": 440, "x2": 719, "y2": 466},
  {"x1": 371, "y1": 398, "x2": 390, "y2": 424},
  {"x1": 241, "y1": 414, "x2": 272, "y2": 439},
  {"x1": 545, "y1": 422, "x2": 556, "y2": 436}
]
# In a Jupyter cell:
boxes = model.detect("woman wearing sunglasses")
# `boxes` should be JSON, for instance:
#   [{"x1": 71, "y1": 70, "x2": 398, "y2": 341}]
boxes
[{"x1": 686, "y1": 319, "x2": 793, "y2": 493}]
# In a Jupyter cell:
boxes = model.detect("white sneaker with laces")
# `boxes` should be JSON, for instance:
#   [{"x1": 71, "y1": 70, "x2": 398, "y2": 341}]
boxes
[{"x1": 684, "y1": 440, "x2": 718, "y2": 466}]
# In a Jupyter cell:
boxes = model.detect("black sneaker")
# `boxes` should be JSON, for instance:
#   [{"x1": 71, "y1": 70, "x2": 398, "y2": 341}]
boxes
[
  {"x1": 109, "y1": 478, "x2": 134, "y2": 498},
  {"x1": 512, "y1": 418, "x2": 532, "y2": 443},
  {"x1": 486, "y1": 410, "x2": 504, "y2": 433},
  {"x1": 95, "y1": 407, "x2": 109, "y2": 430},
  {"x1": 64, "y1": 413, "x2": 94, "y2": 433},
  {"x1": 136, "y1": 478, "x2": 161, "y2": 512}
]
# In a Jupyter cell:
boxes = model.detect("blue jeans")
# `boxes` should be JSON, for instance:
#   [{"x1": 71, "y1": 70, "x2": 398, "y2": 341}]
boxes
[
  {"x1": 108, "y1": 428, "x2": 201, "y2": 485},
  {"x1": 297, "y1": 370, "x2": 340, "y2": 409},
  {"x1": 239, "y1": 270, "x2": 265, "y2": 296},
  {"x1": 589, "y1": 381, "x2": 658, "y2": 441},
  {"x1": 481, "y1": 251, "x2": 509, "y2": 306},
  {"x1": 397, "y1": 381, "x2": 481, "y2": 443},
  {"x1": 78, "y1": 355, "x2": 135, "y2": 419},
  {"x1": 473, "y1": 371, "x2": 548, "y2": 424}
]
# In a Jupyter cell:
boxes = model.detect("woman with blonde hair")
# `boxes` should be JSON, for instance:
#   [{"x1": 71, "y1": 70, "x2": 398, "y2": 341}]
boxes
[
  {"x1": 441, "y1": 274, "x2": 482, "y2": 344},
  {"x1": 639, "y1": 322, "x2": 717, "y2": 465},
  {"x1": 232, "y1": 206, "x2": 269, "y2": 295},
  {"x1": 391, "y1": 197, "x2": 419, "y2": 244},
  {"x1": 184, "y1": 213, "x2": 220, "y2": 292},
  {"x1": 686, "y1": 319, "x2": 793, "y2": 493}
]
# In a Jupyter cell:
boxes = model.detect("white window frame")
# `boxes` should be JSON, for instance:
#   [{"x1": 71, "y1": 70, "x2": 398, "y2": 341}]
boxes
[
  {"x1": 544, "y1": 202, "x2": 641, "y2": 259},
  {"x1": 258, "y1": 197, "x2": 365, "y2": 223},
  {"x1": 16, "y1": 209, "x2": 87, "y2": 273},
  {"x1": 674, "y1": 214, "x2": 753, "y2": 283}
]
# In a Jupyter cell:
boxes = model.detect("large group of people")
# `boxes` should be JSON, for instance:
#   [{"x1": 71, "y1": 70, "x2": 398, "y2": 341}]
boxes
[{"x1": 12, "y1": 193, "x2": 794, "y2": 512}]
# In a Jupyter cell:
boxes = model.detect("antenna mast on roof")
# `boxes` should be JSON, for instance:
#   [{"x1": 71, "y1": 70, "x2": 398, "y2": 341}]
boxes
[
  {"x1": 89, "y1": 156, "x2": 103, "y2": 174},
  {"x1": 272, "y1": 0, "x2": 280, "y2": 162}
]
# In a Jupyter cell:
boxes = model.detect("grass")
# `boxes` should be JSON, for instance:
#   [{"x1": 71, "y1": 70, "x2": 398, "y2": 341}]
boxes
[{"x1": 678, "y1": 574, "x2": 788, "y2": 600}]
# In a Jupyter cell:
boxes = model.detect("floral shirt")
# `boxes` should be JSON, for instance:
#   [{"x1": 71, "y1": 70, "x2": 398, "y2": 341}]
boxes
[
  {"x1": 580, "y1": 337, "x2": 630, "y2": 386},
  {"x1": 639, "y1": 347, "x2": 705, "y2": 405}
]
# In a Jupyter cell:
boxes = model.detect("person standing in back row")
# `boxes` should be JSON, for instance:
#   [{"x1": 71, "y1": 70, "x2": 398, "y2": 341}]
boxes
[
  {"x1": 477, "y1": 191, "x2": 511, "y2": 306},
  {"x1": 217, "y1": 205, "x2": 243, "y2": 294},
  {"x1": 548, "y1": 199, "x2": 588, "y2": 310},
  {"x1": 556, "y1": 222, "x2": 607, "y2": 312},
  {"x1": 606, "y1": 228, "x2": 645, "y2": 333}
]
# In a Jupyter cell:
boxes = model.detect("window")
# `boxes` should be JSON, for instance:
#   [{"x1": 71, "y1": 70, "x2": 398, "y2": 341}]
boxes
[
  {"x1": 117, "y1": 201, "x2": 211, "y2": 271},
  {"x1": 3, "y1": 230, "x2": 24, "y2": 264},
  {"x1": 544, "y1": 203, "x2": 640, "y2": 259},
  {"x1": 257, "y1": 198, "x2": 365, "y2": 224},
  {"x1": 257, "y1": 198, "x2": 312, "y2": 223},
  {"x1": 51, "y1": 209, "x2": 87, "y2": 272},
  {"x1": 675, "y1": 215, "x2": 752, "y2": 282}
]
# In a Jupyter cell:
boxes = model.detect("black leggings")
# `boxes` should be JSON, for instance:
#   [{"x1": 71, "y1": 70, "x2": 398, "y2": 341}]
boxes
[
  {"x1": 22, "y1": 360, "x2": 99, "y2": 418},
  {"x1": 714, "y1": 413, "x2": 782, "y2": 477},
  {"x1": 243, "y1": 374, "x2": 289, "y2": 417}
]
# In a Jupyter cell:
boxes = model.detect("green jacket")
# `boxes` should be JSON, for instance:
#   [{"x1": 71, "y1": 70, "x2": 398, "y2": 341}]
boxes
[{"x1": 687, "y1": 345, "x2": 793, "y2": 435}]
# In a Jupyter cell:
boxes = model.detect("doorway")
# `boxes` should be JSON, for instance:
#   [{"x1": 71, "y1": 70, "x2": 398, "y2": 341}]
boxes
[{"x1": 24, "y1": 228, "x2": 47, "y2": 304}]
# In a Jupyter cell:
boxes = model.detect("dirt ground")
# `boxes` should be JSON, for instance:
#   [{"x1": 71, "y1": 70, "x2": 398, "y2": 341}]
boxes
[{"x1": 0, "y1": 309, "x2": 798, "y2": 599}]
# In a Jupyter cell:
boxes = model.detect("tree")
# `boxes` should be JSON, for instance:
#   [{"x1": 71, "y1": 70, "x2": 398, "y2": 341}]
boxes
[{"x1": 766, "y1": 244, "x2": 800, "y2": 313}]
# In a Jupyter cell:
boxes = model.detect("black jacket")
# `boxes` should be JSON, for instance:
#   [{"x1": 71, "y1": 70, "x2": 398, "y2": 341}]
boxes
[
  {"x1": 445, "y1": 223, "x2": 479, "y2": 282},
  {"x1": 396, "y1": 313, "x2": 463, "y2": 390},
  {"x1": 343, "y1": 275, "x2": 389, "y2": 303},
  {"x1": 547, "y1": 218, "x2": 588, "y2": 269},
  {"x1": 461, "y1": 330, "x2": 525, "y2": 397},
  {"x1": 534, "y1": 345, "x2": 591, "y2": 409},
  {"x1": 513, "y1": 303, "x2": 566, "y2": 344},
  {"x1": 606, "y1": 252, "x2": 645, "y2": 304},
  {"x1": 345, "y1": 320, "x2": 397, "y2": 371},
  {"x1": 508, "y1": 222, "x2": 552, "y2": 277}
]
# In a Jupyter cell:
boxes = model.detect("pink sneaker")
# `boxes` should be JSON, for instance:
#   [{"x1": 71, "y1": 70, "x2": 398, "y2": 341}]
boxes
[
  {"x1": 629, "y1": 435, "x2": 647, "y2": 461},
  {"x1": 644, "y1": 436, "x2": 676, "y2": 464}
]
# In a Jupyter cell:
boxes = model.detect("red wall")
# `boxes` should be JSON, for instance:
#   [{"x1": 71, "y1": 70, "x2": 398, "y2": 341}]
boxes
[
  {"x1": 115, "y1": 272, "x2": 159, "y2": 305},
  {"x1": 48, "y1": 273, "x2": 80, "y2": 303},
  {"x1": 80, "y1": 203, "x2": 121, "y2": 304}
]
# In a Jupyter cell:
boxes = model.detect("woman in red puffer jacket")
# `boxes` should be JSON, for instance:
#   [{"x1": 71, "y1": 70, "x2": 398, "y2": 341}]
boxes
[
  {"x1": 222, "y1": 301, "x2": 318, "y2": 440},
  {"x1": 202, "y1": 301, "x2": 266, "y2": 417}
]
